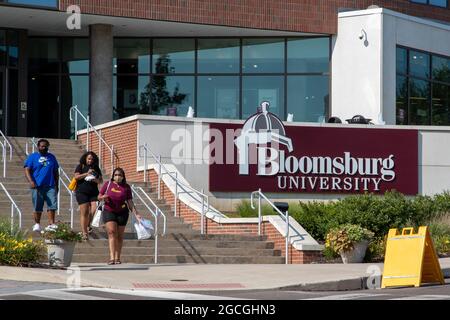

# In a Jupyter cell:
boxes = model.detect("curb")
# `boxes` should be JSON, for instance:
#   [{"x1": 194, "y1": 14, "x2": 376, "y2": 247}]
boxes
[{"x1": 279, "y1": 268, "x2": 450, "y2": 292}]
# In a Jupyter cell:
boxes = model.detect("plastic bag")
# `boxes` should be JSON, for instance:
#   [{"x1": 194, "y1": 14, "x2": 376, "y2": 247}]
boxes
[
  {"x1": 91, "y1": 204, "x2": 103, "y2": 228},
  {"x1": 134, "y1": 218, "x2": 154, "y2": 240}
]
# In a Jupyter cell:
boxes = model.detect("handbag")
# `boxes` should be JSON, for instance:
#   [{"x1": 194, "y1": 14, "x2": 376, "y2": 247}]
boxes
[
  {"x1": 91, "y1": 181, "x2": 112, "y2": 228},
  {"x1": 68, "y1": 178, "x2": 77, "y2": 191}
]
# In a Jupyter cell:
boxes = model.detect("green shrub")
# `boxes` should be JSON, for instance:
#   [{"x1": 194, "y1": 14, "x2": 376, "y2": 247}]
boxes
[
  {"x1": 326, "y1": 224, "x2": 374, "y2": 254},
  {"x1": 429, "y1": 221, "x2": 450, "y2": 256},
  {"x1": 235, "y1": 200, "x2": 273, "y2": 218}
]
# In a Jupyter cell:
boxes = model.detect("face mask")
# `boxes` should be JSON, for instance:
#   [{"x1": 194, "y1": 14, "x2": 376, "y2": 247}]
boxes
[{"x1": 41, "y1": 147, "x2": 49, "y2": 154}]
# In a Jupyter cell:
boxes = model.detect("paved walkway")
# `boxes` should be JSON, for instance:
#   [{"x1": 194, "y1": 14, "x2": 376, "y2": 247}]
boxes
[{"x1": 0, "y1": 258, "x2": 449, "y2": 292}]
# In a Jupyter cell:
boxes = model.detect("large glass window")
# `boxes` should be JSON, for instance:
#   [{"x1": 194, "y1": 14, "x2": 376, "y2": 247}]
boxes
[
  {"x1": 151, "y1": 76, "x2": 194, "y2": 116},
  {"x1": 243, "y1": 76, "x2": 284, "y2": 119},
  {"x1": 61, "y1": 75, "x2": 89, "y2": 138},
  {"x1": 113, "y1": 75, "x2": 149, "y2": 119},
  {"x1": 396, "y1": 46, "x2": 450, "y2": 126},
  {"x1": 29, "y1": 38, "x2": 59, "y2": 73},
  {"x1": 62, "y1": 38, "x2": 89, "y2": 74},
  {"x1": 411, "y1": 0, "x2": 448, "y2": 7},
  {"x1": 152, "y1": 39, "x2": 195, "y2": 74},
  {"x1": 287, "y1": 38, "x2": 329, "y2": 73},
  {"x1": 1, "y1": 0, "x2": 58, "y2": 8},
  {"x1": 198, "y1": 39, "x2": 240, "y2": 73},
  {"x1": 287, "y1": 76, "x2": 329, "y2": 122},
  {"x1": 114, "y1": 38, "x2": 150, "y2": 74},
  {"x1": 0, "y1": 30, "x2": 6, "y2": 66},
  {"x1": 197, "y1": 76, "x2": 239, "y2": 119},
  {"x1": 242, "y1": 39, "x2": 284, "y2": 73}
]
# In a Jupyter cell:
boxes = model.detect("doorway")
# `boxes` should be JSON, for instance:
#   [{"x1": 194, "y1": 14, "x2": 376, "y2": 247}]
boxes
[{"x1": 0, "y1": 69, "x2": 4, "y2": 132}]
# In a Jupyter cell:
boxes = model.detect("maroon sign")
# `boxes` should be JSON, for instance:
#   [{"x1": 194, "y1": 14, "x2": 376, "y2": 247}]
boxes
[{"x1": 209, "y1": 121, "x2": 418, "y2": 195}]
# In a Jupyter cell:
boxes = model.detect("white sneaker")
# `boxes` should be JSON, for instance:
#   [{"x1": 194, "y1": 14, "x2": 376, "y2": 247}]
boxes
[{"x1": 32, "y1": 223, "x2": 41, "y2": 232}]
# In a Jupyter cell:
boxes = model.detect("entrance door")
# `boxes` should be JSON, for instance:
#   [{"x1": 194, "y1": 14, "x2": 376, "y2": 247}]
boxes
[{"x1": 0, "y1": 69, "x2": 4, "y2": 132}]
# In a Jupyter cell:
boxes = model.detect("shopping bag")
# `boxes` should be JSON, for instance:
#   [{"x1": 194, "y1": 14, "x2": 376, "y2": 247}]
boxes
[
  {"x1": 68, "y1": 178, "x2": 77, "y2": 191},
  {"x1": 134, "y1": 218, "x2": 154, "y2": 240},
  {"x1": 91, "y1": 203, "x2": 104, "y2": 228}
]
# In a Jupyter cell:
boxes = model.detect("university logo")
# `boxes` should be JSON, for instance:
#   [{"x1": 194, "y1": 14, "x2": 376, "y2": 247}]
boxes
[{"x1": 234, "y1": 101, "x2": 293, "y2": 175}]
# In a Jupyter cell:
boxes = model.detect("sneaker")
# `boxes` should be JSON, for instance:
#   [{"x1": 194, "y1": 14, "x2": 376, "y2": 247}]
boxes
[{"x1": 32, "y1": 223, "x2": 41, "y2": 232}]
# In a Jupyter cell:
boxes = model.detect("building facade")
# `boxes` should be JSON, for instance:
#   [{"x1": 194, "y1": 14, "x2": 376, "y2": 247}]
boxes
[{"x1": 0, "y1": 0, "x2": 449, "y2": 139}]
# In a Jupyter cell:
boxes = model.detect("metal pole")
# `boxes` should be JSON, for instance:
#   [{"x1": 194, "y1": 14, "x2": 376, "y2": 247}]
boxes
[
  {"x1": 74, "y1": 110, "x2": 78, "y2": 141},
  {"x1": 70, "y1": 193, "x2": 74, "y2": 229},
  {"x1": 32, "y1": 137, "x2": 35, "y2": 153},
  {"x1": 155, "y1": 211, "x2": 158, "y2": 264},
  {"x1": 86, "y1": 116, "x2": 90, "y2": 151},
  {"x1": 111, "y1": 145, "x2": 115, "y2": 175},
  {"x1": 201, "y1": 189, "x2": 205, "y2": 235},
  {"x1": 10, "y1": 204, "x2": 14, "y2": 234},
  {"x1": 144, "y1": 146, "x2": 148, "y2": 183},
  {"x1": 158, "y1": 155, "x2": 162, "y2": 200},
  {"x1": 285, "y1": 211, "x2": 290, "y2": 265},
  {"x1": 57, "y1": 169, "x2": 61, "y2": 216},
  {"x1": 99, "y1": 129, "x2": 102, "y2": 170},
  {"x1": 174, "y1": 172, "x2": 178, "y2": 217},
  {"x1": 2, "y1": 143, "x2": 6, "y2": 178},
  {"x1": 258, "y1": 189, "x2": 262, "y2": 236}
]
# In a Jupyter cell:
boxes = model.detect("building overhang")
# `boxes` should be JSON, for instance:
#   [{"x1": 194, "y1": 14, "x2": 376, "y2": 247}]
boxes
[{"x1": 0, "y1": 5, "x2": 327, "y2": 37}]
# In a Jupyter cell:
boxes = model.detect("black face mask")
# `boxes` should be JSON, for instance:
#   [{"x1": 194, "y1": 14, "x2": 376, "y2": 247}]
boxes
[{"x1": 40, "y1": 147, "x2": 49, "y2": 154}]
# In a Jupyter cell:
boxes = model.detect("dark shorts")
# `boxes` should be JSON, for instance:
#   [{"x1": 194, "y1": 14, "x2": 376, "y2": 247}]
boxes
[
  {"x1": 75, "y1": 192, "x2": 99, "y2": 205},
  {"x1": 102, "y1": 209, "x2": 129, "y2": 227}
]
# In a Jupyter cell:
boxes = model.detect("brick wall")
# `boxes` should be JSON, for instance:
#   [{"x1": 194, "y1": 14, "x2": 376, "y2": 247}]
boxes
[
  {"x1": 78, "y1": 119, "x2": 142, "y2": 181},
  {"x1": 60, "y1": 1, "x2": 450, "y2": 35}
]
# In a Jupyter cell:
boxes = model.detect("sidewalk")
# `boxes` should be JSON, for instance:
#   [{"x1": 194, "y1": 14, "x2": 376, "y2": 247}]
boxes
[{"x1": 0, "y1": 258, "x2": 449, "y2": 292}]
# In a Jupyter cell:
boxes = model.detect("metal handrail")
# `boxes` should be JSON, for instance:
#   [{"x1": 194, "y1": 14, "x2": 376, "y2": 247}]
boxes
[
  {"x1": 251, "y1": 189, "x2": 290, "y2": 265},
  {"x1": 70, "y1": 105, "x2": 116, "y2": 174},
  {"x1": 0, "y1": 141, "x2": 6, "y2": 178},
  {"x1": 140, "y1": 143, "x2": 209, "y2": 234},
  {"x1": 24, "y1": 138, "x2": 75, "y2": 225},
  {"x1": 0, "y1": 183, "x2": 22, "y2": 233},
  {"x1": 131, "y1": 185, "x2": 167, "y2": 264},
  {"x1": 0, "y1": 130, "x2": 12, "y2": 162}
]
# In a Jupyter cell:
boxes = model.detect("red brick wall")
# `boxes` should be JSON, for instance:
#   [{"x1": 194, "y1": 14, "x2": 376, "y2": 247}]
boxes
[
  {"x1": 60, "y1": 1, "x2": 450, "y2": 35},
  {"x1": 78, "y1": 120, "x2": 142, "y2": 181}
]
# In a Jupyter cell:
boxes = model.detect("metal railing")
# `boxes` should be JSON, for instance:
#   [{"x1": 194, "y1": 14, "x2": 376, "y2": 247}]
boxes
[
  {"x1": 25, "y1": 138, "x2": 75, "y2": 227},
  {"x1": 0, "y1": 183, "x2": 22, "y2": 233},
  {"x1": 131, "y1": 185, "x2": 167, "y2": 264},
  {"x1": 0, "y1": 130, "x2": 13, "y2": 178},
  {"x1": 70, "y1": 105, "x2": 116, "y2": 174},
  {"x1": 140, "y1": 143, "x2": 210, "y2": 235},
  {"x1": 251, "y1": 189, "x2": 291, "y2": 265}
]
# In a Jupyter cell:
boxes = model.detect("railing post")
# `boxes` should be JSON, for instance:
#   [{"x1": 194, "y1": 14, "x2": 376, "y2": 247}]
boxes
[
  {"x1": 285, "y1": 210, "x2": 290, "y2": 265},
  {"x1": 98, "y1": 129, "x2": 102, "y2": 170},
  {"x1": 70, "y1": 192, "x2": 74, "y2": 229},
  {"x1": 32, "y1": 137, "x2": 36, "y2": 153},
  {"x1": 144, "y1": 146, "x2": 148, "y2": 184},
  {"x1": 258, "y1": 189, "x2": 262, "y2": 236},
  {"x1": 158, "y1": 155, "x2": 162, "y2": 200},
  {"x1": 173, "y1": 173, "x2": 178, "y2": 217},
  {"x1": 74, "y1": 109, "x2": 78, "y2": 141},
  {"x1": 10, "y1": 204, "x2": 14, "y2": 234},
  {"x1": 2, "y1": 143, "x2": 6, "y2": 178},
  {"x1": 155, "y1": 210, "x2": 158, "y2": 264},
  {"x1": 201, "y1": 189, "x2": 205, "y2": 235},
  {"x1": 86, "y1": 116, "x2": 90, "y2": 151},
  {"x1": 111, "y1": 145, "x2": 115, "y2": 175},
  {"x1": 57, "y1": 168, "x2": 61, "y2": 216}
]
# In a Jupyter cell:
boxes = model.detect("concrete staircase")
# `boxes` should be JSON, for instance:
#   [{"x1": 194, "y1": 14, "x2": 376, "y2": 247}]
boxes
[{"x1": 0, "y1": 137, "x2": 284, "y2": 264}]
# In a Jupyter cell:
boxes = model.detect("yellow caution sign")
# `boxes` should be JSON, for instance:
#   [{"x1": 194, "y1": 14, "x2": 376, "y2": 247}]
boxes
[{"x1": 382, "y1": 226, "x2": 445, "y2": 288}]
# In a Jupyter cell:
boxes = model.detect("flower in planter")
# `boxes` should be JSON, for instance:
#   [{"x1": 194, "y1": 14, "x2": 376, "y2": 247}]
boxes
[
  {"x1": 41, "y1": 223, "x2": 82, "y2": 243},
  {"x1": 326, "y1": 224, "x2": 374, "y2": 254}
]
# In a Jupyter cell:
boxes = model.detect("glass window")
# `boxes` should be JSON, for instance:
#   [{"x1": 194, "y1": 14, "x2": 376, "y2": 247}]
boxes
[
  {"x1": 151, "y1": 76, "x2": 194, "y2": 116},
  {"x1": 6, "y1": 0, "x2": 57, "y2": 7},
  {"x1": 287, "y1": 76, "x2": 329, "y2": 123},
  {"x1": 152, "y1": 39, "x2": 195, "y2": 74},
  {"x1": 197, "y1": 76, "x2": 239, "y2": 119},
  {"x1": 242, "y1": 39, "x2": 284, "y2": 73},
  {"x1": 430, "y1": 0, "x2": 447, "y2": 7},
  {"x1": 62, "y1": 38, "x2": 89, "y2": 74},
  {"x1": 7, "y1": 30, "x2": 18, "y2": 67},
  {"x1": 113, "y1": 75, "x2": 150, "y2": 119},
  {"x1": 409, "y1": 78, "x2": 430, "y2": 125},
  {"x1": 409, "y1": 50, "x2": 430, "y2": 79},
  {"x1": 287, "y1": 38, "x2": 329, "y2": 73},
  {"x1": 242, "y1": 76, "x2": 284, "y2": 119},
  {"x1": 29, "y1": 38, "x2": 60, "y2": 73},
  {"x1": 397, "y1": 47, "x2": 407, "y2": 75},
  {"x1": 61, "y1": 75, "x2": 89, "y2": 137},
  {"x1": 396, "y1": 75, "x2": 408, "y2": 125},
  {"x1": 114, "y1": 38, "x2": 150, "y2": 74},
  {"x1": 432, "y1": 84, "x2": 449, "y2": 125},
  {"x1": 197, "y1": 39, "x2": 240, "y2": 73},
  {"x1": 0, "y1": 30, "x2": 6, "y2": 66},
  {"x1": 432, "y1": 56, "x2": 450, "y2": 84}
]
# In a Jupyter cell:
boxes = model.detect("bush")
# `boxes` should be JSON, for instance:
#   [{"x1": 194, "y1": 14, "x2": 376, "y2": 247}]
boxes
[
  {"x1": 0, "y1": 219, "x2": 44, "y2": 267},
  {"x1": 429, "y1": 220, "x2": 450, "y2": 256},
  {"x1": 235, "y1": 200, "x2": 273, "y2": 218},
  {"x1": 326, "y1": 224, "x2": 374, "y2": 254}
]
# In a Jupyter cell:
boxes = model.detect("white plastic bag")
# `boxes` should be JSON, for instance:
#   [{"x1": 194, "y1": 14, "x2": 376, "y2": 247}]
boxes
[
  {"x1": 91, "y1": 203, "x2": 103, "y2": 228},
  {"x1": 134, "y1": 218, "x2": 154, "y2": 240}
]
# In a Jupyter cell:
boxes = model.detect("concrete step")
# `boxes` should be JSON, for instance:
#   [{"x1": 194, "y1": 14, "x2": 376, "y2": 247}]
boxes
[
  {"x1": 71, "y1": 254, "x2": 285, "y2": 264},
  {"x1": 74, "y1": 246, "x2": 281, "y2": 257}
]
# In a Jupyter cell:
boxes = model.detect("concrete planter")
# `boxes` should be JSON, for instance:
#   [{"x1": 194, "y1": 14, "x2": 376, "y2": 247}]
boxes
[
  {"x1": 45, "y1": 240, "x2": 76, "y2": 268},
  {"x1": 340, "y1": 240, "x2": 369, "y2": 264}
]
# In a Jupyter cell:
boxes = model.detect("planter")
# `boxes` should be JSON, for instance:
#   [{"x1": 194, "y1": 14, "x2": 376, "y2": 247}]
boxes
[
  {"x1": 340, "y1": 240, "x2": 369, "y2": 264},
  {"x1": 45, "y1": 240, "x2": 76, "y2": 267}
]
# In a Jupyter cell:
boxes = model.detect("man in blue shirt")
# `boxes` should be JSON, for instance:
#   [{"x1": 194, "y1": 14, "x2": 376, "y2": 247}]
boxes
[{"x1": 24, "y1": 139, "x2": 60, "y2": 232}]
